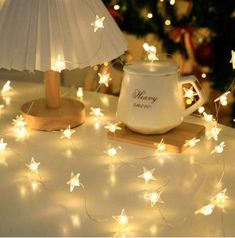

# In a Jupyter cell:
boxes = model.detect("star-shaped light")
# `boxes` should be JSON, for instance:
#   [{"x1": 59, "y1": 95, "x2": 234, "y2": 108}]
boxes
[
  {"x1": 113, "y1": 209, "x2": 129, "y2": 226},
  {"x1": 206, "y1": 125, "x2": 221, "y2": 141},
  {"x1": 154, "y1": 138, "x2": 167, "y2": 156},
  {"x1": 54, "y1": 55, "x2": 65, "y2": 72},
  {"x1": 26, "y1": 157, "x2": 40, "y2": 174},
  {"x1": 183, "y1": 87, "x2": 197, "y2": 101},
  {"x1": 214, "y1": 91, "x2": 230, "y2": 106},
  {"x1": 91, "y1": 15, "x2": 105, "y2": 32},
  {"x1": 90, "y1": 107, "x2": 104, "y2": 117},
  {"x1": 184, "y1": 137, "x2": 200, "y2": 147},
  {"x1": 1, "y1": 80, "x2": 12, "y2": 93},
  {"x1": 104, "y1": 146, "x2": 118, "y2": 157},
  {"x1": 104, "y1": 123, "x2": 121, "y2": 133},
  {"x1": 211, "y1": 142, "x2": 225, "y2": 154},
  {"x1": 0, "y1": 138, "x2": 7, "y2": 153},
  {"x1": 143, "y1": 43, "x2": 158, "y2": 62},
  {"x1": 15, "y1": 127, "x2": 28, "y2": 140},
  {"x1": 145, "y1": 191, "x2": 164, "y2": 207},
  {"x1": 212, "y1": 188, "x2": 228, "y2": 209},
  {"x1": 67, "y1": 172, "x2": 81, "y2": 192},
  {"x1": 98, "y1": 71, "x2": 112, "y2": 87},
  {"x1": 195, "y1": 204, "x2": 215, "y2": 216},
  {"x1": 138, "y1": 167, "x2": 156, "y2": 183},
  {"x1": 12, "y1": 115, "x2": 27, "y2": 128},
  {"x1": 230, "y1": 50, "x2": 235, "y2": 69},
  {"x1": 202, "y1": 112, "x2": 214, "y2": 123},
  {"x1": 76, "y1": 87, "x2": 84, "y2": 99},
  {"x1": 61, "y1": 125, "x2": 75, "y2": 139}
]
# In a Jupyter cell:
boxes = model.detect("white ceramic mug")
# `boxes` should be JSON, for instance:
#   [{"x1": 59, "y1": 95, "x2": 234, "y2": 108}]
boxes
[{"x1": 116, "y1": 60, "x2": 206, "y2": 134}]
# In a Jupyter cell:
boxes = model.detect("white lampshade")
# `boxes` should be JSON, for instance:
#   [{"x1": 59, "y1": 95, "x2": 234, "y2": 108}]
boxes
[{"x1": 0, "y1": 0, "x2": 127, "y2": 71}]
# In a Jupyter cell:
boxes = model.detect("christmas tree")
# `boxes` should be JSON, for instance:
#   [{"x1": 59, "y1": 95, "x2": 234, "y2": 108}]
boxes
[{"x1": 103, "y1": 0, "x2": 235, "y2": 124}]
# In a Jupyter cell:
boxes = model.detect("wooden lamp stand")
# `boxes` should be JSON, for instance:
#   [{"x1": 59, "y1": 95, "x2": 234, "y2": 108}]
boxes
[{"x1": 21, "y1": 71, "x2": 86, "y2": 131}]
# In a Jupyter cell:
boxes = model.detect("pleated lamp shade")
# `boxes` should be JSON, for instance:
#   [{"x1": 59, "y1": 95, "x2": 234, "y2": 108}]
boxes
[{"x1": 0, "y1": 0, "x2": 127, "y2": 131}]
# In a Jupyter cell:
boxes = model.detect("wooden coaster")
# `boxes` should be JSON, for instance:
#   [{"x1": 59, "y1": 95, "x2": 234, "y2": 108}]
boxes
[{"x1": 107, "y1": 122, "x2": 205, "y2": 153}]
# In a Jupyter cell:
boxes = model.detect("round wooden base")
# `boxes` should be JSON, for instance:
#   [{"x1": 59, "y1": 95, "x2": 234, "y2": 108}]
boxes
[{"x1": 21, "y1": 98, "x2": 86, "y2": 131}]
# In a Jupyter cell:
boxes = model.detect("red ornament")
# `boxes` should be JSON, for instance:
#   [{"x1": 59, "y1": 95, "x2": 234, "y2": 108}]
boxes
[
  {"x1": 107, "y1": 7, "x2": 124, "y2": 26},
  {"x1": 195, "y1": 43, "x2": 214, "y2": 66}
]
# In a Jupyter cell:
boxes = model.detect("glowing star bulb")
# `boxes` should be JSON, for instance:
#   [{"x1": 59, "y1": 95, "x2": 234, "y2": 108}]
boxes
[
  {"x1": 183, "y1": 87, "x2": 197, "y2": 101},
  {"x1": 113, "y1": 209, "x2": 129, "y2": 226},
  {"x1": 155, "y1": 138, "x2": 166, "y2": 154},
  {"x1": 12, "y1": 115, "x2": 27, "y2": 128},
  {"x1": 230, "y1": 50, "x2": 235, "y2": 69},
  {"x1": 138, "y1": 167, "x2": 156, "y2": 183},
  {"x1": 26, "y1": 157, "x2": 40, "y2": 174},
  {"x1": 1, "y1": 80, "x2": 12, "y2": 93},
  {"x1": 211, "y1": 142, "x2": 225, "y2": 154},
  {"x1": 198, "y1": 106, "x2": 205, "y2": 114},
  {"x1": 105, "y1": 146, "x2": 117, "y2": 157},
  {"x1": 61, "y1": 125, "x2": 75, "y2": 139},
  {"x1": 147, "y1": 13, "x2": 153, "y2": 19},
  {"x1": 147, "y1": 192, "x2": 163, "y2": 207},
  {"x1": 184, "y1": 137, "x2": 200, "y2": 147},
  {"x1": 206, "y1": 125, "x2": 221, "y2": 141},
  {"x1": 169, "y1": 0, "x2": 175, "y2": 5},
  {"x1": 114, "y1": 4, "x2": 120, "y2": 10},
  {"x1": 76, "y1": 87, "x2": 84, "y2": 98},
  {"x1": 203, "y1": 112, "x2": 214, "y2": 123},
  {"x1": 165, "y1": 19, "x2": 171, "y2": 26},
  {"x1": 143, "y1": 43, "x2": 158, "y2": 61},
  {"x1": 104, "y1": 123, "x2": 121, "y2": 133},
  {"x1": 54, "y1": 55, "x2": 65, "y2": 72},
  {"x1": 91, "y1": 15, "x2": 105, "y2": 32},
  {"x1": 98, "y1": 71, "x2": 112, "y2": 87},
  {"x1": 90, "y1": 107, "x2": 104, "y2": 117},
  {"x1": 0, "y1": 138, "x2": 7, "y2": 153},
  {"x1": 195, "y1": 204, "x2": 215, "y2": 216},
  {"x1": 15, "y1": 127, "x2": 27, "y2": 140},
  {"x1": 212, "y1": 188, "x2": 228, "y2": 208},
  {"x1": 67, "y1": 172, "x2": 81, "y2": 192}
]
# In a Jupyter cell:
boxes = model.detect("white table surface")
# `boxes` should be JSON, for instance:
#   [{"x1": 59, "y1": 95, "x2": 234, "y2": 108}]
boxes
[{"x1": 0, "y1": 81, "x2": 235, "y2": 237}]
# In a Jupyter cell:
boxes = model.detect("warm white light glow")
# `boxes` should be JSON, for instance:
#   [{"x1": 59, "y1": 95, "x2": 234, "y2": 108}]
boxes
[
  {"x1": 230, "y1": 50, "x2": 235, "y2": 69},
  {"x1": 26, "y1": 157, "x2": 40, "y2": 174},
  {"x1": 104, "y1": 123, "x2": 121, "y2": 133},
  {"x1": 12, "y1": 115, "x2": 27, "y2": 128},
  {"x1": 76, "y1": 87, "x2": 84, "y2": 98},
  {"x1": 165, "y1": 19, "x2": 171, "y2": 26},
  {"x1": 155, "y1": 138, "x2": 167, "y2": 155},
  {"x1": 91, "y1": 15, "x2": 105, "y2": 32},
  {"x1": 143, "y1": 43, "x2": 158, "y2": 61},
  {"x1": 113, "y1": 209, "x2": 129, "y2": 226},
  {"x1": 169, "y1": 0, "x2": 175, "y2": 5},
  {"x1": 90, "y1": 107, "x2": 104, "y2": 117},
  {"x1": 211, "y1": 141, "x2": 225, "y2": 154},
  {"x1": 145, "y1": 192, "x2": 164, "y2": 207},
  {"x1": 206, "y1": 125, "x2": 221, "y2": 141},
  {"x1": 138, "y1": 167, "x2": 156, "y2": 183},
  {"x1": 114, "y1": 4, "x2": 120, "y2": 10},
  {"x1": 67, "y1": 172, "x2": 81, "y2": 192},
  {"x1": 203, "y1": 112, "x2": 214, "y2": 123},
  {"x1": 98, "y1": 71, "x2": 112, "y2": 87},
  {"x1": 212, "y1": 188, "x2": 228, "y2": 209},
  {"x1": 104, "y1": 146, "x2": 118, "y2": 157},
  {"x1": 1, "y1": 80, "x2": 12, "y2": 93},
  {"x1": 15, "y1": 127, "x2": 28, "y2": 140},
  {"x1": 61, "y1": 125, "x2": 75, "y2": 139},
  {"x1": 54, "y1": 55, "x2": 65, "y2": 72},
  {"x1": 214, "y1": 91, "x2": 230, "y2": 106},
  {"x1": 198, "y1": 106, "x2": 205, "y2": 114},
  {"x1": 184, "y1": 137, "x2": 200, "y2": 147},
  {"x1": 201, "y1": 73, "x2": 207, "y2": 79},
  {"x1": 0, "y1": 138, "x2": 7, "y2": 153},
  {"x1": 183, "y1": 87, "x2": 197, "y2": 101},
  {"x1": 195, "y1": 204, "x2": 215, "y2": 216},
  {"x1": 147, "y1": 13, "x2": 153, "y2": 18}
]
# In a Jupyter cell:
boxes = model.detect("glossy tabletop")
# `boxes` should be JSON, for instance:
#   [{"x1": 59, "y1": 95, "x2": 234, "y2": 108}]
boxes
[{"x1": 0, "y1": 81, "x2": 235, "y2": 237}]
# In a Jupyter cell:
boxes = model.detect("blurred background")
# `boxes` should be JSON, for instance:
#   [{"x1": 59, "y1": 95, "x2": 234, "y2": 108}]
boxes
[{"x1": 0, "y1": 0, "x2": 234, "y2": 126}]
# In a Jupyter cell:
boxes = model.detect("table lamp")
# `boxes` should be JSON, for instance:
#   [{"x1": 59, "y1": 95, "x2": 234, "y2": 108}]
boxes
[{"x1": 0, "y1": 0, "x2": 127, "y2": 131}]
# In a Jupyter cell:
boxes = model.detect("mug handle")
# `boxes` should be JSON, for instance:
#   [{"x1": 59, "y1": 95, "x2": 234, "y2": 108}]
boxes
[{"x1": 179, "y1": 75, "x2": 206, "y2": 117}]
